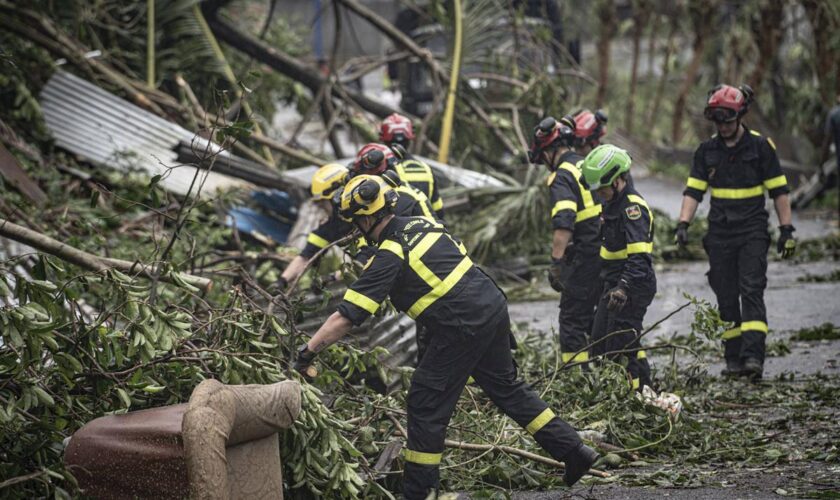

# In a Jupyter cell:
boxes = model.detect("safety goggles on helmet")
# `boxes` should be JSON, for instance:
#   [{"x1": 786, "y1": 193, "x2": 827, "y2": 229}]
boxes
[
  {"x1": 573, "y1": 109, "x2": 608, "y2": 147},
  {"x1": 704, "y1": 106, "x2": 738, "y2": 123},
  {"x1": 352, "y1": 143, "x2": 397, "y2": 176},
  {"x1": 337, "y1": 175, "x2": 398, "y2": 222},
  {"x1": 528, "y1": 115, "x2": 576, "y2": 164}
]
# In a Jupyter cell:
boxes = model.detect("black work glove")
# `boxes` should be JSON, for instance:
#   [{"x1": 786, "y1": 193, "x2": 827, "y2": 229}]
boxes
[
  {"x1": 674, "y1": 221, "x2": 689, "y2": 248},
  {"x1": 548, "y1": 257, "x2": 569, "y2": 292},
  {"x1": 777, "y1": 225, "x2": 796, "y2": 259},
  {"x1": 293, "y1": 344, "x2": 318, "y2": 381},
  {"x1": 271, "y1": 277, "x2": 289, "y2": 294},
  {"x1": 606, "y1": 282, "x2": 629, "y2": 312}
]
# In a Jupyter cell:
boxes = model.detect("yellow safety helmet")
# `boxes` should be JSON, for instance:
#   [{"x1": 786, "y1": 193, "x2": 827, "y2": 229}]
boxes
[
  {"x1": 337, "y1": 174, "x2": 398, "y2": 222},
  {"x1": 311, "y1": 163, "x2": 349, "y2": 200}
]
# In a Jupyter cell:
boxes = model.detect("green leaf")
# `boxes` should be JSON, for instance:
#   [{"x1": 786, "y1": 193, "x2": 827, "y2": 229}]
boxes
[
  {"x1": 32, "y1": 387, "x2": 55, "y2": 406},
  {"x1": 116, "y1": 388, "x2": 132, "y2": 408}
]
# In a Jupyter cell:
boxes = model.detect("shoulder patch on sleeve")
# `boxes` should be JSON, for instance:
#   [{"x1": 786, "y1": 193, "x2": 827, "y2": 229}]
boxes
[{"x1": 625, "y1": 204, "x2": 642, "y2": 220}]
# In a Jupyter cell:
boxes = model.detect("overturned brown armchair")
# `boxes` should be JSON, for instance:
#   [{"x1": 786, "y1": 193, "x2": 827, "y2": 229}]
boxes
[{"x1": 64, "y1": 379, "x2": 301, "y2": 499}]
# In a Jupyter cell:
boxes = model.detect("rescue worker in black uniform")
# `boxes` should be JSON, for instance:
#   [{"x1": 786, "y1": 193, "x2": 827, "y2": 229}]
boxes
[
  {"x1": 355, "y1": 141, "x2": 443, "y2": 363},
  {"x1": 528, "y1": 116, "x2": 602, "y2": 364},
  {"x1": 294, "y1": 175, "x2": 600, "y2": 499},
  {"x1": 581, "y1": 145, "x2": 654, "y2": 391},
  {"x1": 676, "y1": 84, "x2": 796, "y2": 380},
  {"x1": 277, "y1": 156, "x2": 436, "y2": 289},
  {"x1": 379, "y1": 114, "x2": 446, "y2": 219}
]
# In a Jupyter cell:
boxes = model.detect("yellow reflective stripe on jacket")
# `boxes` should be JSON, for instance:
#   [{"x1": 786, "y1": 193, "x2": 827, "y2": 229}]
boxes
[
  {"x1": 551, "y1": 200, "x2": 578, "y2": 217},
  {"x1": 397, "y1": 186, "x2": 435, "y2": 220},
  {"x1": 379, "y1": 240, "x2": 404, "y2": 259},
  {"x1": 559, "y1": 162, "x2": 598, "y2": 210},
  {"x1": 432, "y1": 198, "x2": 444, "y2": 211},
  {"x1": 763, "y1": 175, "x2": 787, "y2": 190},
  {"x1": 600, "y1": 242, "x2": 653, "y2": 260},
  {"x1": 632, "y1": 378, "x2": 640, "y2": 390},
  {"x1": 628, "y1": 242, "x2": 653, "y2": 254},
  {"x1": 525, "y1": 408, "x2": 555, "y2": 435},
  {"x1": 741, "y1": 320, "x2": 768, "y2": 333},
  {"x1": 551, "y1": 162, "x2": 601, "y2": 222},
  {"x1": 711, "y1": 186, "x2": 764, "y2": 199},
  {"x1": 575, "y1": 204, "x2": 602, "y2": 222},
  {"x1": 396, "y1": 161, "x2": 434, "y2": 185},
  {"x1": 306, "y1": 232, "x2": 329, "y2": 249},
  {"x1": 600, "y1": 246, "x2": 627, "y2": 260},
  {"x1": 561, "y1": 351, "x2": 590, "y2": 363},
  {"x1": 636, "y1": 350, "x2": 647, "y2": 359},
  {"x1": 403, "y1": 449, "x2": 442, "y2": 465},
  {"x1": 686, "y1": 177, "x2": 709, "y2": 191},
  {"x1": 343, "y1": 289, "x2": 380, "y2": 314},
  {"x1": 408, "y1": 233, "x2": 444, "y2": 288},
  {"x1": 407, "y1": 257, "x2": 473, "y2": 318},
  {"x1": 722, "y1": 326, "x2": 741, "y2": 340}
]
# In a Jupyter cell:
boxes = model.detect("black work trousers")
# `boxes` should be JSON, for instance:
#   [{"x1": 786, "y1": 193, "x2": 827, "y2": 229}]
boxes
[
  {"x1": 558, "y1": 252, "x2": 602, "y2": 362},
  {"x1": 403, "y1": 309, "x2": 583, "y2": 500},
  {"x1": 590, "y1": 279, "x2": 654, "y2": 390},
  {"x1": 704, "y1": 231, "x2": 770, "y2": 363}
]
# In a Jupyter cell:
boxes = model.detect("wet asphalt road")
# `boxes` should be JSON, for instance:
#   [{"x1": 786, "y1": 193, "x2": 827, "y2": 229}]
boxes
[
  {"x1": 510, "y1": 170, "x2": 840, "y2": 377},
  {"x1": 501, "y1": 173, "x2": 840, "y2": 499}
]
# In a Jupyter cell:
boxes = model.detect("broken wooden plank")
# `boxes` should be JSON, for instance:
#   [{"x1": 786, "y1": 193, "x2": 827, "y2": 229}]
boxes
[{"x1": 0, "y1": 143, "x2": 47, "y2": 206}]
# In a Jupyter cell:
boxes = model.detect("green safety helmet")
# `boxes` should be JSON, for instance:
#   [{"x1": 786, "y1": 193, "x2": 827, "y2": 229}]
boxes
[{"x1": 580, "y1": 144, "x2": 632, "y2": 190}]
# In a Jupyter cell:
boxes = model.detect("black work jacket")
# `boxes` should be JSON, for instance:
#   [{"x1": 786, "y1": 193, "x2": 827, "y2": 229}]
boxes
[
  {"x1": 600, "y1": 185, "x2": 656, "y2": 290},
  {"x1": 393, "y1": 155, "x2": 445, "y2": 218},
  {"x1": 337, "y1": 217, "x2": 505, "y2": 333},
  {"x1": 683, "y1": 126, "x2": 790, "y2": 236},
  {"x1": 547, "y1": 151, "x2": 602, "y2": 255},
  {"x1": 301, "y1": 185, "x2": 436, "y2": 260}
]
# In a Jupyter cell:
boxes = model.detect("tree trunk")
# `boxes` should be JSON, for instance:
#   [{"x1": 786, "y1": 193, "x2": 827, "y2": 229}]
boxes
[
  {"x1": 626, "y1": 0, "x2": 652, "y2": 130},
  {"x1": 671, "y1": 0, "x2": 716, "y2": 144},
  {"x1": 203, "y1": 11, "x2": 402, "y2": 119},
  {"x1": 648, "y1": 15, "x2": 678, "y2": 129},
  {"x1": 646, "y1": 11, "x2": 659, "y2": 79},
  {"x1": 801, "y1": 0, "x2": 840, "y2": 107},
  {"x1": 0, "y1": 218, "x2": 212, "y2": 291},
  {"x1": 748, "y1": 2, "x2": 784, "y2": 89},
  {"x1": 595, "y1": 0, "x2": 617, "y2": 108}
]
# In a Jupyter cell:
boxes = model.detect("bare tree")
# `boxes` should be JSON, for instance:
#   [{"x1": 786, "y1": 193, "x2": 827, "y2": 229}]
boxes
[
  {"x1": 671, "y1": 0, "x2": 718, "y2": 144},
  {"x1": 595, "y1": 0, "x2": 617, "y2": 108},
  {"x1": 626, "y1": 0, "x2": 653, "y2": 130},
  {"x1": 749, "y1": 0, "x2": 785, "y2": 89}
]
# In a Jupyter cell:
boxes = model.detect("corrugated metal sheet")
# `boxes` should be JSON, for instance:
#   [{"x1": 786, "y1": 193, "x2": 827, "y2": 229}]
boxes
[
  {"x1": 280, "y1": 156, "x2": 506, "y2": 192},
  {"x1": 40, "y1": 71, "x2": 251, "y2": 197}
]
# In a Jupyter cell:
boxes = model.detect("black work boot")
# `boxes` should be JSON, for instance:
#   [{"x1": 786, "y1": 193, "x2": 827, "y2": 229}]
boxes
[
  {"x1": 721, "y1": 358, "x2": 743, "y2": 377},
  {"x1": 742, "y1": 357, "x2": 763, "y2": 381},
  {"x1": 563, "y1": 443, "x2": 600, "y2": 487}
]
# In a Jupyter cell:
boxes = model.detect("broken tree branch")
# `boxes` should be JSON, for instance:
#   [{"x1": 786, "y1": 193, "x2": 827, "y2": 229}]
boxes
[
  {"x1": 392, "y1": 429, "x2": 609, "y2": 478},
  {"x1": 0, "y1": 218, "x2": 212, "y2": 291},
  {"x1": 204, "y1": 12, "x2": 404, "y2": 119}
]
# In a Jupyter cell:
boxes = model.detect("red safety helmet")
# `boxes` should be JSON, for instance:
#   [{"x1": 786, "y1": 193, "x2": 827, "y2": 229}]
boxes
[
  {"x1": 573, "y1": 109, "x2": 608, "y2": 147},
  {"x1": 528, "y1": 115, "x2": 576, "y2": 164},
  {"x1": 352, "y1": 143, "x2": 397, "y2": 176},
  {"x1": 704, "y1": 84, "x2": 754, "y2": 122},
  {"x1": 379, "y1": 113, "x2": 415, "y2": 145}
]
